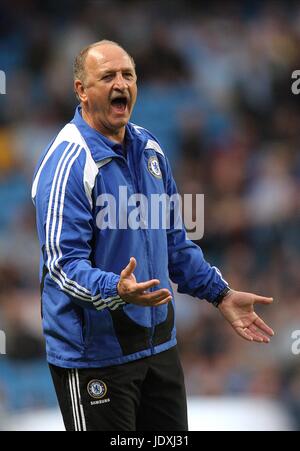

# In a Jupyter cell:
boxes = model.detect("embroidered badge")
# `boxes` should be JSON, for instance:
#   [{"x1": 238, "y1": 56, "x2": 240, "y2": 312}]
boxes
[
  {"x1": 148, "y1": 156, "x2": 162, "y2": 178},
  {"x1": 87, "y1": 380, "x2": 107, "y2": 399}
]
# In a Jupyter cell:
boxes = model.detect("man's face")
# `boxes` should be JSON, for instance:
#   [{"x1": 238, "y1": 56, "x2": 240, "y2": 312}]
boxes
[{"x1": 77, "y1": 45, "x2": 137, "y2": 134}]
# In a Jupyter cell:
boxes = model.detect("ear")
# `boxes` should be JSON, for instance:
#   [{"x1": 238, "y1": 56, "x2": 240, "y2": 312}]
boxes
[{"x1": 74, "y1": 79, "x2": 88, "y2": 103}]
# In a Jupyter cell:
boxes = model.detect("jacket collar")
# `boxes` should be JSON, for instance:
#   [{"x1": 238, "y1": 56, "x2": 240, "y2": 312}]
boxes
[{"x1": 71, "y1": 105, "x2": 145, "y2": 162}]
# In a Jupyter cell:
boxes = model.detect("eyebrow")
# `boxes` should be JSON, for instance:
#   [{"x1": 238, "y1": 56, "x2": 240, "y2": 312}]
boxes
[{"x1": 100, "y1": 68, "x2": 135, "y2": 76}]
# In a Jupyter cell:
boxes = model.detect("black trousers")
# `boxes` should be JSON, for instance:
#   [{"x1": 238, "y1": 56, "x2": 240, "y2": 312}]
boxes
[{"x1": 49, "y1": 346, "x2": 188, "y2": 431}]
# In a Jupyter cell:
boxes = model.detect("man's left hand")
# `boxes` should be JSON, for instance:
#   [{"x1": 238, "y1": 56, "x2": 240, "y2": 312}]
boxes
[{"x1": 218, "y1": 290, "x2": 274, "y2": 343}]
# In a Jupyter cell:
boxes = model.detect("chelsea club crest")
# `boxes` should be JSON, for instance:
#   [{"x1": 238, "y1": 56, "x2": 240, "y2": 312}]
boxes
[
  {"x1": 87, "y1": 379, "x2": 107, "y2": 399},
  {"x1": 148, "y1": 156, "x2": 162, "y2": 178}
]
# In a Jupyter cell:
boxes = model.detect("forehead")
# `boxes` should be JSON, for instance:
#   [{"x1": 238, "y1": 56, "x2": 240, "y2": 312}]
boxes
[{"x1": 85, "y1": 45, "x2": 135, "y2": 74}]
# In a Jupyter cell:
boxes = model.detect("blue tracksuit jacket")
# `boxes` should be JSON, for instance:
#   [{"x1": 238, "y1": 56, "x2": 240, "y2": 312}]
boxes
[{"x1": 32, "y1": 106, "x2": 228, "y2": 368}]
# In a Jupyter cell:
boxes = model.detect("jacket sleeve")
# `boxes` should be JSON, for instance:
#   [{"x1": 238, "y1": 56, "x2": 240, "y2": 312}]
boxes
[
  {"x1": 164, "y1": 156, "x2": 229, "y2": 303},
  {"x1": 36, "y1": 144, "x2": 124, "y2": 312}
]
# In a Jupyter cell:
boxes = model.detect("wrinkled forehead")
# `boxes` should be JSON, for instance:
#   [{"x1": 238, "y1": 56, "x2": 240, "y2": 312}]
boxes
[{"x1": 85, "y1": 45, "x2": 135, "y2": 76}]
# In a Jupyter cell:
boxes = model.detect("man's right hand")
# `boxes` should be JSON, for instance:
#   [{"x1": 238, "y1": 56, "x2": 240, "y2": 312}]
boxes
[{"x1": 117, "y1": 257, "x2": 172, "y2": 306}]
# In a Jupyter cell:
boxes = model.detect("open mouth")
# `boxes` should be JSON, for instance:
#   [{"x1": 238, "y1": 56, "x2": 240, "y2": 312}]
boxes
[{"x1": 110, "y1": 96, "x2": 128, "y2": 113}]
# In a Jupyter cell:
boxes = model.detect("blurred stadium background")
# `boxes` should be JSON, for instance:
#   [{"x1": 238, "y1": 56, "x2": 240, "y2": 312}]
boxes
[{"x1": 0, "y1": 0, "x2": 300, "y2": 430}]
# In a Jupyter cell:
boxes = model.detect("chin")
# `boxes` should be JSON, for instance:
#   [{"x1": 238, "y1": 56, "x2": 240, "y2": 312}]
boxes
[{"x1": 112, "y1": 117, "x2": 129, "y2": 128}]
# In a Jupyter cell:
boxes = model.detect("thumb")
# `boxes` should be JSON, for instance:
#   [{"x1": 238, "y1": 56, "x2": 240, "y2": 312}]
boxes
[
  {"x1": 121, "y1": 257, "x2": 137, "y2": 278},
  {"x1": 254, "y1": 295, "x2": 273, "y2": 305}
]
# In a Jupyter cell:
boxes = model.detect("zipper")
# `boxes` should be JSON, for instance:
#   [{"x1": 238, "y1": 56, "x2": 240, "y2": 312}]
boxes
[
  {"x1": 98, "y1": 146, "x2": 156, "y2": 353},
  {"x1": 127, "y1": 146, "x2": 155, "y2": 353}
]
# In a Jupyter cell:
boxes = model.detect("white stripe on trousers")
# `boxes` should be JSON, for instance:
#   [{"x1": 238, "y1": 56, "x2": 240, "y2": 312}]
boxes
[
  {"x1": 68, "y1": 370, "x2": 80, "y2": 431},
  {"x1": 68, "y1": 370, "x2": 87, "y2": 431},
  {"x1": 75, "y1": 369, "x2": 87, "y2": 431}
]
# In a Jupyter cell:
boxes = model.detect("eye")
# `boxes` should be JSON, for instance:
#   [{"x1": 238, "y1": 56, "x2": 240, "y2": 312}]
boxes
[
  {"x1": 102, "y1": 74, "x2": 113, "y2": 81},
  {"x1": 123, "y1": 72, "x2": 134, "y2": 80}
]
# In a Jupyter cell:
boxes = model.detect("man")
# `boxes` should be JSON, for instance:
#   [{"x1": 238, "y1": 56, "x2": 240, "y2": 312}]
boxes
[{"x1": 32, "y1": 40, "x2": 274, "y2": 431}]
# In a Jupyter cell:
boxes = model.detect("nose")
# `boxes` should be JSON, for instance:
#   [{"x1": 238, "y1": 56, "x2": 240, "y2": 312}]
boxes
[{"x1": 113, "y1": 72, "x2": 128, "y2": 90}]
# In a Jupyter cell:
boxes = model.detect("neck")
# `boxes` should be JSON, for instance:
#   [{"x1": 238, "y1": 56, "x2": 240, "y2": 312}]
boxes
[{"x1": 81, "y1": 108, "x2": 125, "y2": 144}]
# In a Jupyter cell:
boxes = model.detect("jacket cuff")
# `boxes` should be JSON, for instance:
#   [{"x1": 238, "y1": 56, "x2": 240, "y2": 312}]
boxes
[
  {"x1": 211, "y1": 286, "x2": 231, "y2": 307},
  {"x1": 92, "y1": 274, "x2": 125, "y2": 312},
  {"x1": 107, "y1": 274, "x2": 121, "y2": 298},
  {"x1": 206, "y1": 279, "x2": 229, "y2": 304}
]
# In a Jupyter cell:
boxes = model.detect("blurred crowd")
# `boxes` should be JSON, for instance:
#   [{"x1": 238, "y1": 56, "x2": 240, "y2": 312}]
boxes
[{"x1": 0, "y1": 0, "x2": 300, "y2": 429}]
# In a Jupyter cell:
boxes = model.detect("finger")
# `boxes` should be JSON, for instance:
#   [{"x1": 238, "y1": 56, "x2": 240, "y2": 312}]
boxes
[
  {"x1": 141, "y1": 289, "x2": 171, "y2": 304},
  {"x1": 138, "y1": 290, "x2": 171, "y2": 305},
  {"x1": 248, "y1": 324, "x2": 270, "y2": 343},
  {"x1": 254, "y1": 295, "x2": 273, "y2": 305},
  {"x1": 235, "y1": 326, "x2": 253, "y2": 342},
  {"x1": 254, "y1": 317, "x2": 274, "y2": 336},
  {"x1": 250, "y1": 333, "x2": 269, "y2": 343},
  {"x1": 154, "y1": 296, "x2": 172, "y2": 306},
  {"x1": 137, "y1": 295, "x2": 172, "y2": 307},
  {"x1": 125, "y1": 288, "x2": 171, "y2": 306},
  {"x1": 121, "y1": 257, "x2": 137, "y2": 278},
  {"x1": 135, "y1": 279, "x2": 160, "y2": 293}
]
